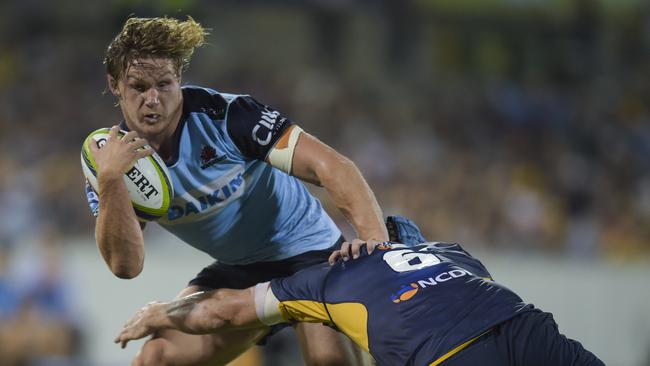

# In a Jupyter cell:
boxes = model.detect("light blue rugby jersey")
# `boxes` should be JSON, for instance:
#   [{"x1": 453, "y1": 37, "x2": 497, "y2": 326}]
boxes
[{"x1": 90, "y1": 85, "x2": 341, "y2": 265}]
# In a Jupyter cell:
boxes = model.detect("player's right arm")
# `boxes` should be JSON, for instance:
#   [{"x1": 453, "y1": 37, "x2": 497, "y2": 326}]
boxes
[
  {"x1": 90, "y1": 126, "x2": 153, "y2": 279},
  {"x1": 115, "y1": 266, "x2": 332, "y2": 348},
  {"x1": 115, "y1": 288, "x2": 265, "y2": 349}
]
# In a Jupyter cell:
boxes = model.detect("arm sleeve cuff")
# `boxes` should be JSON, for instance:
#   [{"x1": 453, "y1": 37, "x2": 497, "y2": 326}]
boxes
[
  {"x1": 254, "y1": 282, "x2": 284, "y2": 326},
  {"x1": 267, "y1": 125, "x2": 303, "y2": 174}
]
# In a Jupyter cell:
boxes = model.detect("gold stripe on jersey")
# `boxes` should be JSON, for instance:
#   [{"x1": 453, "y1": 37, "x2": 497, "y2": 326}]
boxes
[
  {"x1": 326, "y1": 303, "x2": 370, "y2": 352},
  {"x1": 429, "y1": 329, "x2": 493, "y2": 366},
  {"x1": 277, "y1": 300, "x2": 329, "y2": 324},
  {"x1": 277, "y1": 300, "x2": 370, "y2": 352}
]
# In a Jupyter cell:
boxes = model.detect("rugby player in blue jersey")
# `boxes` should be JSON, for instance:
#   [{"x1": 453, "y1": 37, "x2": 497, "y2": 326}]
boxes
[
  {"x1": 115, "y1": 218, "x2": 605, "y2": 366},
  {"x1": 86, "y1": 17, "x2": 388, "y2": 365}
]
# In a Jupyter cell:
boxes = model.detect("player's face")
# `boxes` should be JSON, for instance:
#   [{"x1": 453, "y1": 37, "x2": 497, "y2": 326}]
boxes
[{"x1": 110, "y1": 58, "x2": 183, "y2": 142}]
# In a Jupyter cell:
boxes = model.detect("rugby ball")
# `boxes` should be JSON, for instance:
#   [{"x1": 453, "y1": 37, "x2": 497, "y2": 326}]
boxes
[{"x1": 80, "y1": 128, "x2": 174, "y2": 221}]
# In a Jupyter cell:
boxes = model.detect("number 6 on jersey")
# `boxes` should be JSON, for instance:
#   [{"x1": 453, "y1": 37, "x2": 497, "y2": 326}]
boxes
[{"x1": 382, "y1": 246, "x2": 442, "y2": 273}]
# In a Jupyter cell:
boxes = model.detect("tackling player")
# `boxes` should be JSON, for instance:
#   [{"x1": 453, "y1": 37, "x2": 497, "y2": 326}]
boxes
[
  {"x1": 86, "y1": 16, "x2": 387, "y2": 365},
  {"x1": 115, "y1": 226, "x2": 605, "y2": 366}
]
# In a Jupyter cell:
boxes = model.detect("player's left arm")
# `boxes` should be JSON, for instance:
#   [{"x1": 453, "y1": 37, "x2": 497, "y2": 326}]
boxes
[
  {"x1": 114, "y1": 288, "x2": 263, "y2": 349},
  {"x1": 268, "y1": 128, "x2": 388, "y2": 258},
  {"x1": 284, "y1": 131, "x2": 388, "y2": 243},
  {"x1": 227, "y1": 96, "x2": 388, "y2": 251}
]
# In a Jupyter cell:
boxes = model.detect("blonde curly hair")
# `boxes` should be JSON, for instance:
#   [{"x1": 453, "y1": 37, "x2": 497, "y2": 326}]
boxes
[{"x1": 105, "y1": 16, "x2": 207, "y2": 81}]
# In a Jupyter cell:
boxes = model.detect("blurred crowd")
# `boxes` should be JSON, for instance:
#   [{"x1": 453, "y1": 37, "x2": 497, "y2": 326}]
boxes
[
  {"x1": 1, "y1": 1, "x2": 649, "y2": 254},
  {"x1": 0, "y1": 227, "x2": 82, "y2": 365}
]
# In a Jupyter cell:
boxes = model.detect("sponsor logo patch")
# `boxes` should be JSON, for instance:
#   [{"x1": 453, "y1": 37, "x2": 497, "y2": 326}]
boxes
[
  {"x1": 390, "y1": 269, "x2": 470, "y2": 304},
  {"x1": 162, "y1": 166, "x2": 246, "y2": 224},
  {"x1": 391, "y1": 283, "x2": 419, "y2": 303},
  {"x1": 200, "y1": 145, "x2": 226, "y2": 169},
  {"x1": 252, "y1": 107, "x2": 287, "y2": 146}
]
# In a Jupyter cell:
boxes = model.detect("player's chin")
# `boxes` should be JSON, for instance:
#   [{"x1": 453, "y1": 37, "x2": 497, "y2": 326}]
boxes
[{"x1": 136, "y1": 117, "x2": 167, "y2": 134}]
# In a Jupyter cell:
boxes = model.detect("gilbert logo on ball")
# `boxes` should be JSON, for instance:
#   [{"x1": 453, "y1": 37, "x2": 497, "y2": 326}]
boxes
[{"x1": 80, "y1": 128, "x2": 174, "y2": 221}]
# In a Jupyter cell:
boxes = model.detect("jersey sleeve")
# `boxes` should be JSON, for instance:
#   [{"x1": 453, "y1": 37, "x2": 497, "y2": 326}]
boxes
[
  {"x1": 225, "y1": 96, "x2": 294, "y2": 161},
  {"x1": 85, "y1": 181, "x2": 100, "y2": 217},
  {"x1": 268, "y1": 263, "x2": 333, "y2": 325}
]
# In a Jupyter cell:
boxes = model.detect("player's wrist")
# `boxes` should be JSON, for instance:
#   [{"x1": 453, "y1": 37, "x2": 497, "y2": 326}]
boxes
[
  {"x1": 364, "y1": 234, "x2": 389, "y2": 243},
  {"x1": 150, "y1": 303, "x2": 174, "y2": 329},
  {"x1": 359, "y1": 226, "x2": 389, "y2": 243},
  {"x1": 97, "y1": 168, "x2": 124, "y2": 182}
]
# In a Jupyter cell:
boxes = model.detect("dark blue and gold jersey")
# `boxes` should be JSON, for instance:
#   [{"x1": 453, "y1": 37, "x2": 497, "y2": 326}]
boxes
[{"x1": 268, "y1": 242, "x2": 533, "y2": 366}]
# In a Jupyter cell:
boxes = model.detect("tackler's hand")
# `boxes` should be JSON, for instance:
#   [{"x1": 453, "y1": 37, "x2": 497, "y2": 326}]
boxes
[
  {"x1": 114, "y1": 301, "x2": 166, "y2": 349},
  {"x1": 328, "y1": 239, "x2": 383, "y2": 265}
]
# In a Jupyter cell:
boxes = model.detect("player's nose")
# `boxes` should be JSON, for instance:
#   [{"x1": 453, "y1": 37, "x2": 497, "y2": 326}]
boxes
[{"x1": 143, "y1": 88, "x2": 160, "y2": 107}]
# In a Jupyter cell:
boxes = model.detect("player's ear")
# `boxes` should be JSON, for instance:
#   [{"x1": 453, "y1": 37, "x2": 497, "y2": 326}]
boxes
[{"x1": 107, "y1": 75, "x2": 120, "y2": 98}]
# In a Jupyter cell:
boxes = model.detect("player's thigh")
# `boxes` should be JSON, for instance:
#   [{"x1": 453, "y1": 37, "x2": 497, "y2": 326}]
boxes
[{"x1": 295, "y1": 322, "x2": 371, "y2": 366}]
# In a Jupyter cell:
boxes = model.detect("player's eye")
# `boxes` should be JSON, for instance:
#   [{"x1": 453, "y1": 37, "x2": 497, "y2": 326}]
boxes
[
  {"x1": 132, "y1": 84, "x2": 146, "y2": 93},
  {"x1": 157, "y1": 81, "x2": 170, "y2": 90}
]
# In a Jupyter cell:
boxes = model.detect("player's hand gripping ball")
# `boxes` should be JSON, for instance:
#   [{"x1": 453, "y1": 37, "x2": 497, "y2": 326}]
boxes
[{"x1": 80, "y1": 128, "x2": 174, "y2": 221}]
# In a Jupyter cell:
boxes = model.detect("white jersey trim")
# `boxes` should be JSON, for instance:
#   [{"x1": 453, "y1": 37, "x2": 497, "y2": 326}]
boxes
[
  {"x1": 254, "y1": 282, "x2": 283, "y2": 326},
  {"x1": 267, "y1": 126, "x2": 303, "y2": 174}
]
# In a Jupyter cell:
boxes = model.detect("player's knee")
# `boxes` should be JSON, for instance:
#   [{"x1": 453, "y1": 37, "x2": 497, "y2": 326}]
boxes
[{"x1": 132, "y1": 339, "x2": 171, "y2": 366}]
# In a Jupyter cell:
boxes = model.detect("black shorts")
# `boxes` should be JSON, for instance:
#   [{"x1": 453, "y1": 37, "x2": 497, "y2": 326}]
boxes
[
  {"x1": 443, "y1": 309, "x2": 605, "y2": 366},
  {"x1": 189, "y1": 236, "x2": 344, "y2": 289},
  {"x1": 187, "y1": 237, "x2": 344, "y2": 342}
]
